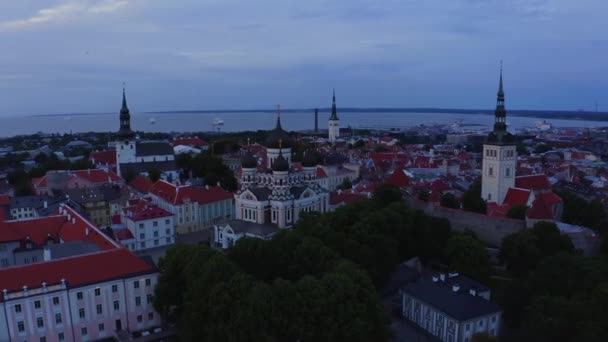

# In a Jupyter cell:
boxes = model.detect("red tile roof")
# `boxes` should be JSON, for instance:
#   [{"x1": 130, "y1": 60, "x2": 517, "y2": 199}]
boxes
[
  {"x1": 316, "y1": 167, "x2": 328, "y2": 178},
  {"x1": 538, "y1": 192, "x2": 562, "y2": 205},
  {"x1": 515, "y1": 175, "x2": 552, "y2": 191},
  {"x1": 129, "y1": 176, "x2": 154, "y2": 194},
  {"x1": 0, "y1": 194, "x2": 10, "y2": 206},
  {"x1": 89, "y1": 150, "x2": 117, "y2": 166},
  {"x1": 72, "y1": 169, "x2": 122, "y2": 183},
  {"x1": 527, "y1": 196, "x2": 554, "y2": 220},
  {"x1": 123, "y1": 201, "x2": 173, "y2": 222},
  {"x1": 115, "y1": 229, "x2": 134, "y2": 241},
  {"x1": 330, "y1": 190, "x2": 368, "y2": 205},
  {"x1": 149, "y1": 180, "x2": 233, "y2": 205},
  {"x1": 171, "y1": 137, "x2": 207, "y2": 147},
  {"x1": 387, "y1": 168, "x2": 410, "y2": 187},
  {"x1": 486, "y1": 203, "x2": 510, "y2": 218},
  {"x1": 0, "y1": 249, "x2": 154, "y2": 294},
  {"x1": 503, "y1": 188, "x2": 531, "y2": 207},
  {"x1": 0, "y1": 207, "x2": 120, "y2": 251}
]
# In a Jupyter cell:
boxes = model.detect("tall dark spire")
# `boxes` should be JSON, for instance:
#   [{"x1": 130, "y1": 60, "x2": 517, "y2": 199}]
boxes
[
  {"x1": 117, "y1": 86, "x2": 135, "y2": 139},
  {"x1": 275, "y1": 104, "x2": 283, "y2": 130},
  {"x1": 493, "y1": 62, "x2": 507, "y2": 133},
  {"x1": 329, "y1": 89, "x2": 339, "y2": 120}
]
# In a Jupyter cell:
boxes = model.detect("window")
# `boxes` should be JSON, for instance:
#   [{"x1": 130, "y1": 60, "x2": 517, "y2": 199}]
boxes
[
  {"x1": 145, "y1": 278, "x2": 151, "y2": 287},
  {"x1": 135, "y1": 296, "x2": 141, "y2": 306},
  {"x1": 15, "y1": 304, "x2": 22, "y2": 313},
  {"x1": 165, "y1": 219, "x2": 170, "y2": 225},
  {"x1": 139, "y1": 233, "x2": 145, "y2": 239},
  {"x1": 34, "y1": 300, "x2": 41, "y2": 309},
  {"x1": 40, "y1": 337, "x2": 46, "y2": 342},
  {"x1": 154, "y1": 240, "x2": 159, "y2": 246},
  {"x1": 58, "y1": 332, "x2": 65, "y2": 341},
  {"x1": 17, "y1": 321, "x2": 25, "y2": 332},
  {"x1": 113, "y1": 301, "x2": 120, "y2": 310},
  {"x1": 37, "y1": 317, "x2": 44, "y2": 328},
  {"x1": 466, "y1": 323, "x2": 470, "y2": 331},
  {"x1": 55, "y1": 313, "x2": 62, "y2": 324},
  {"x1": 81, "y1": 327, "x2": 88, "y2": 336},
  {"x1": 79, "y1": 308, "x2": 85, "y2": 318},
  {"x1": 153, "y1": 221, "x2": 158, "y2": 227},
  {"x1": 488, "y1": 167, "x2": 493, "y2": 176},
  {"x1": 53, "y1": 297, "x2": 60, "y2": 305},
  {"x1": 165, "y1": 228, "x2": 171, "y2": 235},
  {"x1": 134, "y1": 280, "x2": 140, "y2": 289},
  {"x1": 153, "y1": 231, "x2": 159, "y2": 237},
  {"x1": 492, "y1": 315, "x2": 496, "y2": 323},
  {"x1": 95, "y1": 287, "x2": 101, "y2": 296},
  {"x1": 137, "y1": 315, "x2": 143, "y2": 323},
  {"x1": 166, "y1": 237, "x2": 171, "y2": 243},
  {"x1": 506, "y1": 168, "x2": 510, "y2": 177},
  {"x1": 112, "y1": 284, "x2": 118, "y2": 293},
  {"x1": 99, "y1": 323, "x2": 105, "y2": 332},
  {"x1": 478, "y1": 320, "x2": 483, "y2": 327},
  {"x1": 139, "y1": 223, "x2": 144, "y2": 229},
  {"x1": 147, "y1": 294, "x2": 153, "y2": 304},
  {"x1": 96, "y1": 304, "x2": 103, "y2": 315},
  {"x1": 77, "y1": 292, "x2": 83, "y2": 300},
  {"x1": 148, "y1": 312, "x2": 154, "y2": 320},
  {"x1": 140, "y1": 242, "x2": 146, "y2": 248}
]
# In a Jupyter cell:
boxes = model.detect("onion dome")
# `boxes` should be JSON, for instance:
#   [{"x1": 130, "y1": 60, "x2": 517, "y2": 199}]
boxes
[
  {"x1": 272, "y1": 154, "x2": 289, "y2": 172},
  {"x1": 241, "y1": 153, "x2": 257, "y2": 169},
  {"x1": 266, "y1": 106, "x2": 293, "y2": 148},
  {"x1": 302, "y1": 151, "x2": 318, "y2": 167}
]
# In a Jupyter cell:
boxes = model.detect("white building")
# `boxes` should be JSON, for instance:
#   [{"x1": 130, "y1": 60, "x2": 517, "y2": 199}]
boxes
[
  {"x1": 402, "y1": 272, "x2": 502, "y2": 342},
  {"x1": 481, "y1": 68, "x2": 517, "y2": 205},
  {"x1": 114, "y1": 89, "x2": 177, "y2": 180},
  {"x1": 328, "y1": 90, "x2": 340, "y2": 143},
  {"x1": 120, "y1": 199, "x2": 175, "y2": 251},
  {"x1": 235, "y1": 111, "x2": 330, "y2": 229},
  {"x1": 213, "y1": 220, "x2": 279, "y2": 249},
  {"x1": 148, "y1": 180, "x2": 234, "y2": 234},
  {"x1": 0, "y1": 206, "x2": 161, "y2": 342}
]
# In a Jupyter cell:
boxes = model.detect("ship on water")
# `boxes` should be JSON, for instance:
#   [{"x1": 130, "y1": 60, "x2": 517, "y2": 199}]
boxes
[{"x1": 535, "y1": 120, "x2": 552, "y2": 131}]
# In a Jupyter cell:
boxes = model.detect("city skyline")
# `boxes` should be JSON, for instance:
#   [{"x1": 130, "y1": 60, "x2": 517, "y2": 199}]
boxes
[{"x1": 0, "y1": 0, "x2": 607, "y2": 116}]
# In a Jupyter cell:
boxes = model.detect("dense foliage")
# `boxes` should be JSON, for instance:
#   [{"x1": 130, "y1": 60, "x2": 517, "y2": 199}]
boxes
[
  {"x1": 176, "y1": 152, "x2": 237, "y2": 192},
  {"x1": 462, "y1": 179, "x2": 487, "y2": 214},
  {"x1": 505, "y1": 204, "x2": 527, "y2": 220},
  {"x1": 154, "y1": 185, "x2": 461, "y2": 341}
]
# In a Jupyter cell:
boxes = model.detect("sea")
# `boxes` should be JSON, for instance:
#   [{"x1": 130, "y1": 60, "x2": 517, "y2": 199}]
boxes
[{"x1": 0, "y1": 111, "x2": 604, "y2": 137}]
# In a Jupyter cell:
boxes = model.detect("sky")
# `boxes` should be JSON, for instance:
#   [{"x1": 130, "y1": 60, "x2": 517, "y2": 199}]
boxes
[{"x1": 0, "y1": 0, "x2": 607, "y2": 116}]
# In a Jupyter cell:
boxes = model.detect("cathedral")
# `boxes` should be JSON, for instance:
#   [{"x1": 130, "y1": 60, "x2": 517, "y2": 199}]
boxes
[
  {"x1": 115, "y1": 88, "x2": 178, "y2": 180},
  {"x1": 234, "y1": 108, "x2": 330, "y2": 228}
]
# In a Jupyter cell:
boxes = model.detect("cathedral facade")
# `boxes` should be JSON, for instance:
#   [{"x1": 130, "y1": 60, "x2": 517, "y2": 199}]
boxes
[{"x1": 235, "y1": 110, "x2": 330, "y2": 228}]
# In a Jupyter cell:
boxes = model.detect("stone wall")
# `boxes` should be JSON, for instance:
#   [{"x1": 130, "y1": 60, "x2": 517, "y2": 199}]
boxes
[{"x1": 406, "y1": 197, "x2": 526, "y2": 247}]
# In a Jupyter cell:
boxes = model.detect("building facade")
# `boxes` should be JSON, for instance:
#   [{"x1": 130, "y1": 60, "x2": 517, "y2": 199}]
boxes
[
  {"x1": 402, "y1": 272, "x2": 502, "y2": 342},
  {"x1": 120, "y1": 199, "x2": 175, "y2": 251},
  {"x1": 235, "y1": 111, "x2": 330, "y2": 229},
  {"x1": 482, "y1": 67, "x2": 517, "y2": 204},
  {"x1": 148, "y1": 180, "x2": 234, "y2": 234}
]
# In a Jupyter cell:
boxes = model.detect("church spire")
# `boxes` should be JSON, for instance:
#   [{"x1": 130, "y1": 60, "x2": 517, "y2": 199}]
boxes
[
  {"x1": 275, "y1": 104, "x2": 283, "y2": 130},
  {"x1": 117, "y1": 85, "x2": 135, "y2": 139},
  {"x1": 329, "y1": 89, "x2": 339, "y2": 120},
  {"x1": 493, "y1": 62, "x2": 507, "y2": 133}
]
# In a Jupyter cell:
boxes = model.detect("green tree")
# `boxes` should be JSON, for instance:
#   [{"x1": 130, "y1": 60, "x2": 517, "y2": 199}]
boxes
[
  {"x1": 440, "y1": 193, "x2": 459, "y2": 209},
  {"x1": 147, "y1": 167, "x2": 161, "y2": 182},
  {"x1": 506, "y1": 204, "x2": 527, "y2": 220},
  {"x1": 462, "y1": 179, "x2": 486, "y2": 214},
  {"x1": 372, "y1": 184, "x2": 402, "y2": 208},
  {"x1": 445, "y1": 233, "x2": 490, "y2": 281}
]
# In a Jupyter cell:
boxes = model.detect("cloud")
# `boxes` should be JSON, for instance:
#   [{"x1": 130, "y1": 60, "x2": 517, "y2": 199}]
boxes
[{"x1": 0, "y1": 0, "x2": 131, "y2": 30}]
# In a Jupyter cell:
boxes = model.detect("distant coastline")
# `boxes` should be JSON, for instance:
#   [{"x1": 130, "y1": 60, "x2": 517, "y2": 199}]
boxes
[{"x1": 29, "y1": 108, "x2": 608, "y2": 122}]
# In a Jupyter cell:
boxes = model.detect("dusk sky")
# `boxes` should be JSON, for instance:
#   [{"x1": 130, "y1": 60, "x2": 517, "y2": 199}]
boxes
[{"x1": 0, "y1": 0, "x2": 606, "y2": 116}]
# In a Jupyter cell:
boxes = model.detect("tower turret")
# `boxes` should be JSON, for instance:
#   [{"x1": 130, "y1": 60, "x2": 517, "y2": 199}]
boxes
[
  {"x1": 328, "y1": 89, "x2": 340, "y2": 143},
  {"x1": 117, "y1": 87, "x2": 135, "y2": 139}
]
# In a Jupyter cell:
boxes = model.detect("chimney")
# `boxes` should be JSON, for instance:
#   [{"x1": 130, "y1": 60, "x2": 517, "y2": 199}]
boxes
[
  {"x1": 42, "y1": 282, "x2": 47, "y2": 292},
  {"x1": 22, "y1": 286, "x2": 28, "y2": 296},
  {"x1": 85, "y1": 228, "x2": 90, "y2": 236},
  {"x1": 448, "y1": 272, "x2": 459, "y2": 278},
  {"x1": 43, "y1": 200, "x2": 48, "y2": 209},
  {"x1": 439, "y1": 273, "x2": 446, "y2": 282},
  {"x1": 2, "y1": 289, "x2": 7, "y2": 300},
  {"x1": 432, "y1": 276, "x2": 439, "y2": 282},
  {"x1": 43, "y1": 247, "x2": 52, "y2": 261},
  {"x1": 469, "y1": 288, "x2": 477, "y2": 296},
  {"x1": 61, "y1": 278, "x2": 67, "y2": 289},
  {"x1": 452, "y1": 284, "x2": 460, "y2": 292},
  {"x1": 67, "y1": 214, "x2": 71, "y2": 222}
]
